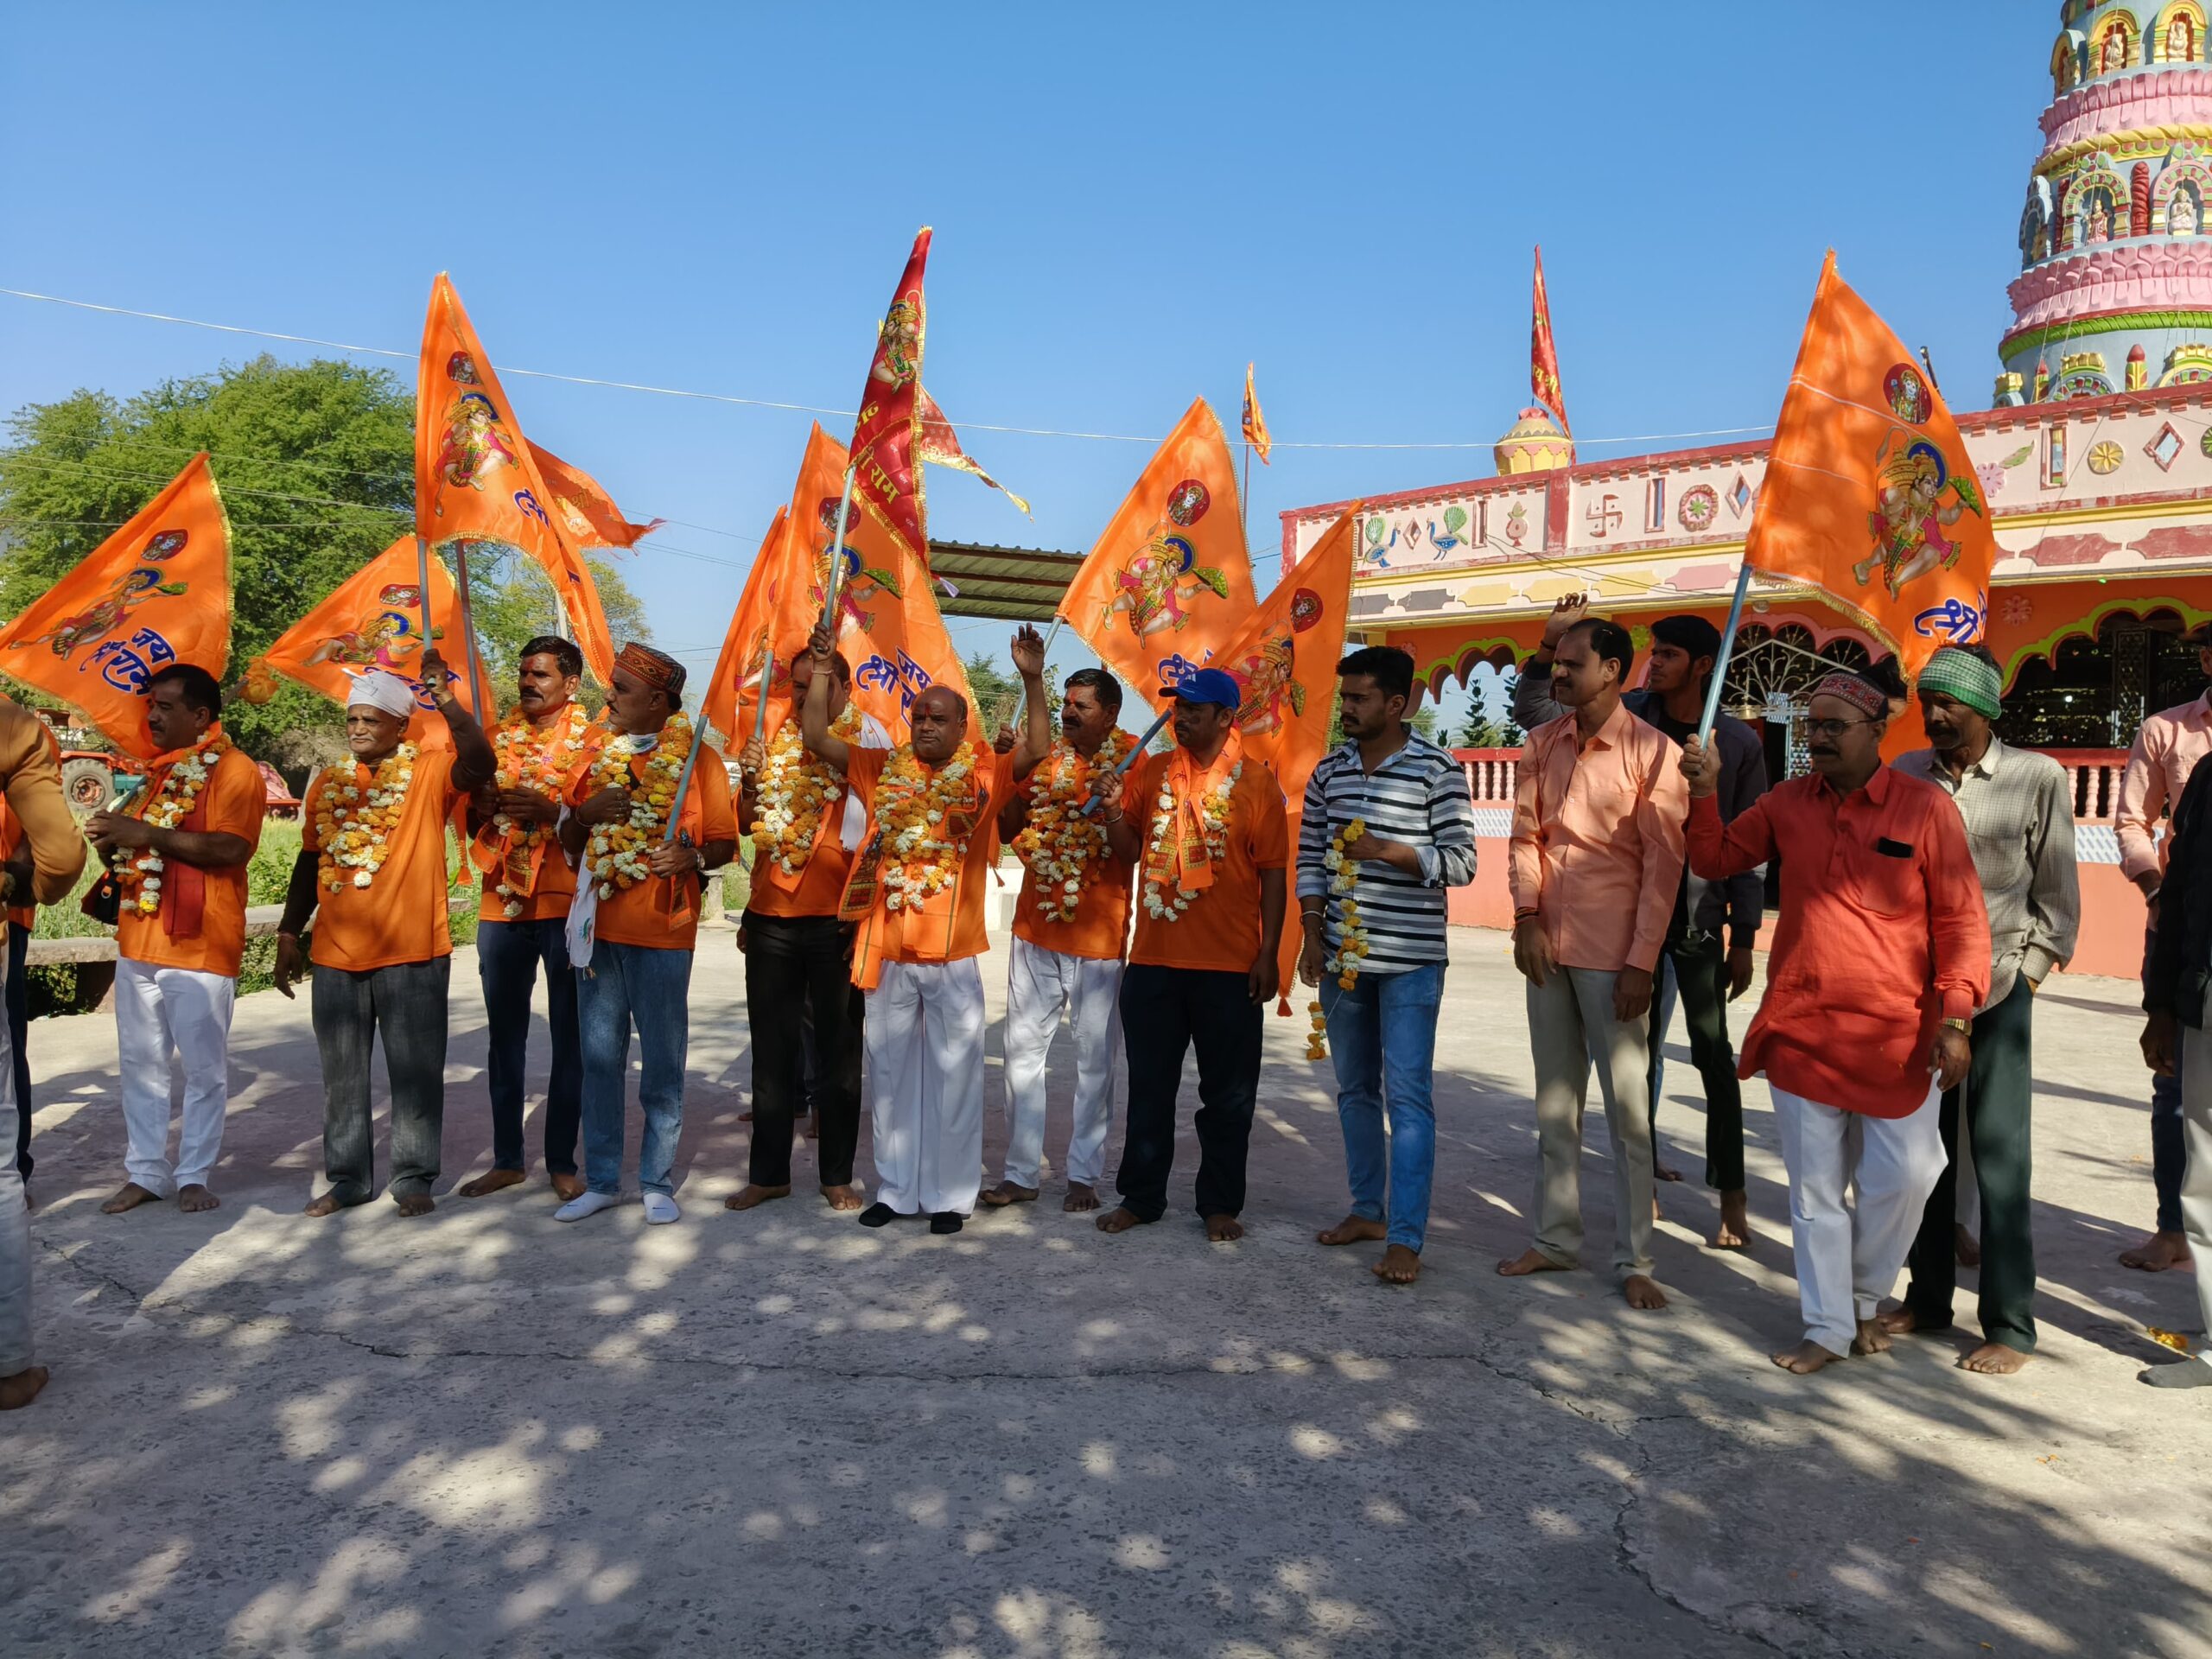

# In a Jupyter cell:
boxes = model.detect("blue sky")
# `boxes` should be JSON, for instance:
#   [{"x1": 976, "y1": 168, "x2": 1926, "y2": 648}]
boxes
[{"x1": 1, "y1": 2, "x2": 2039, "y2": 729}]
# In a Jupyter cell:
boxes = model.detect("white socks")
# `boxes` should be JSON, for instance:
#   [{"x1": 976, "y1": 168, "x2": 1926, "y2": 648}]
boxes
[
  {"x1": 555, "y1": 1191, "x2": 620, "y2": 1223},
  {"x1": 642, "y1": 1192, "x2": 680, "y2": 1226}
]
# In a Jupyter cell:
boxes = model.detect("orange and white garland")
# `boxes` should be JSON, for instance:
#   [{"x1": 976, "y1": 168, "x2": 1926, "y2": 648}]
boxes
[
  {"x1": 1141, "y1": 761, "x2": 1240, "y2": 922},
  {"x1": 315, "y1": 744, "x2": 420, "y2": 893},
  {"x1": 583, "y1": 713, "x2": 693, "y2": 899},
  {"x1": 1013, "y1": 730, "x2": 1136, "y2": 924},
  {"x1": 487, "y1": 703, "x2": 594, "y2": 918},
  {"x1": 750, "y1": 704, "x2": 860, "y2": 876},
  {"x1": 115, "y1": 731, "x2": 232, "y2": 916},
  {"x1": 1306, "y1": 817, "x2": 1370, "y2": 1061},
  {"x1": 874, "y1": 740, "x2": 982, "y2": 912}
]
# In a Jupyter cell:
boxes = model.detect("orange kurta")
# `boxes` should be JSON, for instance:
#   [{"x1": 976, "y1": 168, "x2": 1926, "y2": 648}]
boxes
[
  {"x1": 569, "y1": 742, "x2": 736, "y2": 952},
  {"x1": 845, "y1": 747, "x2": 1014, "y2": 978},
  {"x1": 302, "y1": 747, "x2": 461, "y2": 972},
  {"x1": 1124, "y1": 751, "x2": 1290, "y2": 975},
  {"x1": 115, "y1": 745, "x2": 266, "y2": 977},
  {"x1": 475, "y1": 713, "x2": 603, "y2": 924},
  {"x1": 1008, "y1": 741, "x2": 1137, "y2": 963}
]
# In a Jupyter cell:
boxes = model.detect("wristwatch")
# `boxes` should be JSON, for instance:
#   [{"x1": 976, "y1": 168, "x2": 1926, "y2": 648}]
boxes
[{"x1": 1940, "y1": 1017, "x2": 1970, "y2": 1034}]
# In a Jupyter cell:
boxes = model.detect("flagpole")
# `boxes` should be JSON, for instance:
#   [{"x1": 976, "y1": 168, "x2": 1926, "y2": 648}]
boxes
[
  {"x1": 451, "y1": 538, "x2": 489, "y2": 719},
  {"x1": 750, "y1": 650, "x2": 776, "y2": 744},
  {"x1": 817, "y1": 464, "x2": 859, "y2": 632},
  {"x1": 414, "y1": 535, "x2": 435, "y2": 682},
  {"x1": 1079, "y1": 706, "x2": 1173, "y2": 817},
  {"x1": 1699, "y1": 563, "x2": 1756, "y2": 743},
  {"x1": 664, "y1": 715, "x2": 711, "y2": 845},
  {"x1": 1241, "y1": 442, "x2": 1253, "y2": 553}
]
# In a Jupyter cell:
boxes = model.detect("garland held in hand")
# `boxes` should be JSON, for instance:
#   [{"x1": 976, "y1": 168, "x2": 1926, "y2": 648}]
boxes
[
  {"x1": 1306, "y1": 817, "x2": 1370, "y2": 1061},
  {"x1": 114, "y1": 729, "x2": 233, "y2": 916},
  {"x1": 751, "y1": 704, "x2": 861, "y2": 877},
  {"x1": 582, "y1": 712, "x2": 695, "y2": 899},
  {"x1": 484, "y1": 702, "x2": 595, "y2": 918},
  {"x1": 1013, "y1": 729, "x2": 1137, "y2": 924},
  {"x1": 315, "y1": 744, "x2": 421, "y2": 893}
]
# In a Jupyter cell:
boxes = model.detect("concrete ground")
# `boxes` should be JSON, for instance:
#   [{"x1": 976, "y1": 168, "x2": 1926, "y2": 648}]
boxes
[{"x1": 1, "y1": 925, "x2": 2207, "y2": 1658}]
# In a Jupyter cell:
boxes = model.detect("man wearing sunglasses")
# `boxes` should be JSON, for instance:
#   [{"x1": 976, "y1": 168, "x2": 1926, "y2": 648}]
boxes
[{"x1": 1681, "y1": 668, "x2": 1989, "y2": 1376}]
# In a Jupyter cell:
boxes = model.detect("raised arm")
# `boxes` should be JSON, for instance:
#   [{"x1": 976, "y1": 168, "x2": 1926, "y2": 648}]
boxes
[
  {"x1": 421, "y1": 647, "x2": 497, "y2": 792},
  {"x1": 1510, "y1": 595, "x2": 1586, "y2": 730},
  {"x1": 799, "y1": 624, "x2": 852, "y2": 774},
  {"x1": 1007, "y1": 625, "x2": 1053, "y2": 773},
  {"x1": 1680, "y1": 734, "x2": 1777, "y2": 880}
]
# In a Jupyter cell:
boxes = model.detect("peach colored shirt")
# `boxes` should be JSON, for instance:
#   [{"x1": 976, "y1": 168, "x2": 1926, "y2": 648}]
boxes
[
  {"x1": 1507, "y1": 700, "x2": 1688, "y2": 975},
  {"x1": 2115, "y1": 691, "x2": 2212, "y2": 882}
]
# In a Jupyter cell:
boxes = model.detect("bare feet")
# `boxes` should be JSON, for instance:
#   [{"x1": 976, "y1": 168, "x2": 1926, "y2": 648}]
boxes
[
  {"x1": 980, "y1": 1181, "x2": 1038, "y2": 1208},
  {"x1": 1851, "y1": 1317, "x2": 1892, "y2": 1357},
  {"x1": 177, "y1": 1185, "x2": 219, "y2": 1214},
  {"x1": 724, "y1": 1183, "x2": 791, "y2": 1211},
  {"x1": 1961, "y1": 1341, "x2": 2031, "y2": 1375},
  {"x1": 1373, "y1": 1244, "x2": 1421, "y2": 1284},
  {"x1": 1496, "y1": 1247, "x2": 1573, "y2": 1277},
  {"x1": 302, "y1": 1192, "x2": 351, "y2": 1218},
  {"x1": 737, "y1": 1109, "x2": 754, "y2": 1123},
  {"x1": 820, "y1": 1183, "x2": 865, "y2": 1211},
  {"x1": 1096, "y1": 1206, "x2": 1149, "y2": 1234},
  {"x1": 2120, "y1": 1229, "x2": 2190, "y2": 1272},
  {"x1": 1317, "y1": 1214, "x2": 1387, "y2": 1248},
  {"x1": 1063, "y1": 1182, "x2": 1099, "y2": 1213},
  {"x1": 1624, "y1": 1274, "x2": 1668, "y2": 1310},
  {"x1": 0, "y1": 1365, "x2": 49, "y2": 1410},
  {"x1": 1771, "y1": 1339, "x2": 1845, "y2": 1375},
  {"x1": 1710, "y1": 1189, "x2": 1751, "y2": 1250},
  {"x1": 1655, "y1": 1159, "x2": 1684, "y2": 1183},
  {"x1": 100, "y1": 1182, "x2": 162, "y2": 1216},
  {"x1": 393, "y1": 1193, "x2": 435, "y2": 1218},
  {"x1": 1205, "y1": 1213, "x2": 1244, "y2": 1243},
  {"x1": 1954, "y1": 1224, "x2": 1981, "y2": 1268},
  {"x1": 458, "y1": 1168, "x2": 526, "y2": 1199},
  {"x1": 1877, "y1": 1305, "x2": 1944, "y2": 1338},
  {"x1": 550, "y1": 1173, "x2": 586, "y2": 1201}
]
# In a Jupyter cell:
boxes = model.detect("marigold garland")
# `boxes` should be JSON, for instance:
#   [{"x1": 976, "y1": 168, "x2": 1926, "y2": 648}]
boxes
[
  {"x1": 1013, "y1": 730, "x2": 1136, "y2": 924},
  {"x1": 750, "y1": 704, "x2": 861, "y2": 876},
  {"x1": 315, "y1": 743, "x2": 420, "y2": 893},
  {"x1": 583, "y1": 714, "x2": 694, "y2": 899},
  {"x1": 1306, "y1": 817, "x2": 1370, "y2": 1061},
  {"x1": 114, "y1": 730, "x2": 232, "y2": 917},
  {"x1": 873, "y1": 740, "x2": 982, "y2": 912},
  {"x1": 487, "y1": 703, "x2": 594, "y2": 918},
  {"x1": 1141, "y1": 761, "x2": 1240, "y2": 922}
]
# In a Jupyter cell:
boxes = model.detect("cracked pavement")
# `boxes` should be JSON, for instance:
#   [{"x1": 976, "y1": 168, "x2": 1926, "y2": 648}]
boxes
[{"x1": 2, "y1": 925, "x2": 2207, "y2": 1656}]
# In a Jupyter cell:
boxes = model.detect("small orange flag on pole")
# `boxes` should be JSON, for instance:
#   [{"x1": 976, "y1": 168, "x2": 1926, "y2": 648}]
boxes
[
  {"x1": 0, "y1": 452, "x2": 232, "y2": 760},
  {"x1": 702, "y1": 505, "x2": 795, "y2": 747},
  {"x1": 1241, "y1": 364, "x2": 1272, "y2": 464},
  {"x1": 1059, "y1": 397, "x2": 1261, "y2": 712},
  {"x1": 528, "y1": 442, "x2": 664, "y2": 551}
]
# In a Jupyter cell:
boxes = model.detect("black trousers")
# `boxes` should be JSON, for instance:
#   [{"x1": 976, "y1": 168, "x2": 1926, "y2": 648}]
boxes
[
  {"x1": 312, "y1": 957, "x2": 450, "y2": 1201},
  {"x1": 744, "y1": 912, "x2": 863, "y2": 1188},
  {"x1": 1115, "y1": 964, "x2": 1261, "y2": 1223},
  {"x1": 8, "y1": 925, "x2": 27, "y2": 1180},
  {"x1": 1645, "y1": 929, "x2": 1746, "y2": 1191}
]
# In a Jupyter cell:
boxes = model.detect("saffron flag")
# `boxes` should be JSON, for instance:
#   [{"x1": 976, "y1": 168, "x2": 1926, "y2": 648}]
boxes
[
  {"x1": 0, "y1": 452, "x2": 232, "y2": 760},
  {"x1": 415, "y1": 273, "x2": 615, "y2": 683},
  {"x1": 1242, "y1": 363, "x2": 1272, "y2": 464},
  {"x1": 1744, "y1": 252, "x2": 1996, "y2": 679},
  {"x1": 1213, "y1": 505, "x2": 1361, "y2": 1011},
  {"x1": 702, "y1": 505, "x2": 795, "y2": 747},
  {"x1": 1059, "y1": 397, "x2": 1261, "y2": 713},
  {"x1": 849, "y1": 229, "x2": 932, "y2": 572},
  {"x1": 529, "y1": 442, "x2": 664, "y2": 550},
  {"x1": 1531, "y1": 246, "x2": 1570, "y2": 436},
  {"x1": 916, "y1": 386, "x2": 1031, "y2": 516},
  {"x1": 246, "y1": 536, "x2": 491, "y2": 747},
  {"x1": 783, "y1": 423, "x2": 979, "y2": 740}
]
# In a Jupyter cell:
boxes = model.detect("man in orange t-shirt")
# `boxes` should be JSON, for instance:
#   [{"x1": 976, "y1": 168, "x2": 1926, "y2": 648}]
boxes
[
  {"x1": 461, "y1": 635, "x2": 602, "y2": 1204},
  {"x1": 983, "y1": 668, "x2": 1137, "y2": 1214},
  {"x1": 1095, "y1": 668, "x2": 1288, "y2": 1244},
  {"x1": 801, "y1": 622, "x2": 1050, "y2": 1234},
  {"x1": 555, "y1": 644, "x2": 737, "y2": 1227},
  {"x1": 85, "y1": 666, "x2": 264, "y2": 1216},
  {"x1": 275, "y1": 656, "x2": 496, "y2": 1219}
]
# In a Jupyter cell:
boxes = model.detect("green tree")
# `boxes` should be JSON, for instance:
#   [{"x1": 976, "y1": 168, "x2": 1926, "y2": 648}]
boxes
[{"x1": 0, "y1": 354, "x2": 648, "y2": 764}]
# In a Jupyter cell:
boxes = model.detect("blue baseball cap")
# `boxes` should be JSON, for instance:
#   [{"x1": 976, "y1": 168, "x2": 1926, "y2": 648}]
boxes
[{"x1": 1173, "y1": 666, "x2": 1242, "y2": 709}]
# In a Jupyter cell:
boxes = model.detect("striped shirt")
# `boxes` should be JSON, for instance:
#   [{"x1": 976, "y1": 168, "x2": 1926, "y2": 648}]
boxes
[{"x1": 1296, "y1": 733, "x2": 1478, "y2": 971}]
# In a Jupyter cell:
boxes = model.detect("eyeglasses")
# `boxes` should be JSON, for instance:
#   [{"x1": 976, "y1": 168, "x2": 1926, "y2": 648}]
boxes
[{"x1": 1804, "y1": 716, "x2": 1872, "y2": 740}]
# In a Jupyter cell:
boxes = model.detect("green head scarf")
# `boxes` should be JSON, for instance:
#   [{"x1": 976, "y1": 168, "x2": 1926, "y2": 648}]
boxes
[{"x1": 1916, "y1": 647, "x2": 2001, "y2": 720}]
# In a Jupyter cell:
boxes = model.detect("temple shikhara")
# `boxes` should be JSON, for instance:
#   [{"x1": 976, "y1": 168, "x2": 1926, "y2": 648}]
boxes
[{"x1": 1279, "y1": 1, "x2": 2212, "y2": 972}]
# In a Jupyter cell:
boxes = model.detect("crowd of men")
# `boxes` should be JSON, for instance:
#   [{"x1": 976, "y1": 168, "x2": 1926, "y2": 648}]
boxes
[{"x1": 3, "y1": 599, "x2": 2211, "y2": 1412}]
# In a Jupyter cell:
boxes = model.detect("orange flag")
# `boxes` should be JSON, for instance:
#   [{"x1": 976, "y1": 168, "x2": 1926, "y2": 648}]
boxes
[
  {"x1": 0, "y1": 452, "x2": 232, "y2": 760},
  {"x1": 1060, "y1": 397, "x2": 1261, "y2": 713},
  {"x1": 528, "y1": 442, "x2": 663, "y2": 550},
  {"x1": 702, "y1": 505, "x2": 797, "y2": 747},
  {"x1": 916, "y1": 386, "x2": 1030, "y2": 516},
  {"x1": 849, "y1": 229, "x2": 932, "y2": 573},
  {"x1": 1745, "y1": 253, "x2": 1996, "y2": 679},
  {"x1": 1242, "y1": 364, "x2": 1272, "y2": 464},
  {"x1": 415, "y1": 273, "x2": 615, "y2": 683},
  {"x1": 246, "y1": 537, "x2": 491, "y2": 747},
  {"x1": 783, "y1": 423, "x2": 978, "y2": 740},
  {"x1": 1213, "y1": 505, "x2": 1361, "y2": 1011},
  {"x1": 1531, "y1": 246, "x2": 1571, "y2": 435}
]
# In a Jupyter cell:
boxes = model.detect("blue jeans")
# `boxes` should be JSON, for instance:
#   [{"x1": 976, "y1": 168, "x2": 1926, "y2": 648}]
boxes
[
  {"x1": 1322, "y1": 960, "x2": 1446, "y2": 1252},
  {"x1": 576, "y1": 943, "x2": 692, "y2": 1198},
  {"x1": 477, "y1": 917, "x2": 582, "y2": 1176}
]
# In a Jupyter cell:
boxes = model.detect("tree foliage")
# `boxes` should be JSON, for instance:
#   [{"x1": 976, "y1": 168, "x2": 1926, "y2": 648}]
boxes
[{"x1": 0, "y1": 354, "x2": 649, "y2": 764}]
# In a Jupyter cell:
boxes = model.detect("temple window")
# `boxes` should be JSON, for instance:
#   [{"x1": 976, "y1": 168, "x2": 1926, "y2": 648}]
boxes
[
  {"x1": 2177, "y1": 181, "x2": 2205, "y2": 235},
  {"x1": 1645, "y1": 478, "x2": 1666, "y2": 533},
  {"x1": 2097, "y1": 16, "x2": 2139, "y2": 74},
  {"x1": 2157, "y1": 4, "x2": 2204, "y2": 62}
]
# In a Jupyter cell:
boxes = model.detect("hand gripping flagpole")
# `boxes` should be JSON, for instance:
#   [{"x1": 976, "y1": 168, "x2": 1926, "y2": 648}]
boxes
[
  {"x1": 413, "y1": 535, "x2": 440, "y2": 696},
  {"x1": 1080, "y1": 704, "x2": 1173, "y2": 818},
  {"x1": 750, "y1": 648, "x2": 777, "y2": 745},
  {"x1": 450, "y1": 537, "x2": 489, "y2": 720},
  {"x1": 1699, "y1": 561, "x2": 1756, "y2": 744}
]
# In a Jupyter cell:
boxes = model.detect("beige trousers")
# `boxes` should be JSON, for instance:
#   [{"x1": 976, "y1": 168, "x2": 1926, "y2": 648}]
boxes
[{"x1": 1527, "y1": 967, "x2": 1657, "y2": 1279}]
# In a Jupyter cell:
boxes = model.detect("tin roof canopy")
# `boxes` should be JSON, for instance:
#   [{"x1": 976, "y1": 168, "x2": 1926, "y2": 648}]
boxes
[{"x1": 927, "y1": 540, "x2": 1083, "y2": 621}]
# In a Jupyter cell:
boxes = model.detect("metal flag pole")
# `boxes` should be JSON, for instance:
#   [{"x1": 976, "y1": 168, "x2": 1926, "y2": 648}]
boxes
[
  {"x1": 750, "y1": 649, "x2": 776, "y2": 745},
  {"x1": 1079, "y1": 705, "x2": 1173, "y2": 817},
  {"x1": 413, "y1": 535, "x2": 439, "y2": 695},
  {"x1": 1699, "y1": 563, "x2": 1756, "y2": 743},
  {"x1": 817, "y1": 464, "x2": 860, "y2": 632},
  {"x1": 664, "y1": 711, "x2": 711, "y2": 844},
  {"x1": 450, "y1": 538, "x2": 489, "y2": 720}
]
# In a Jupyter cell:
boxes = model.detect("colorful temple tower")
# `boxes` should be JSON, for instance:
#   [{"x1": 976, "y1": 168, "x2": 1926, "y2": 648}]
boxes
[{"x1": 1999, "y1": 1, "x2": 2212, "y2": 404}]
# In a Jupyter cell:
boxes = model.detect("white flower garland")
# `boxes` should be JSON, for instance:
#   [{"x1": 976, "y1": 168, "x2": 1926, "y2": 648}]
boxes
[
  {"x1": 488, "y1": 703, "x2": 594, "y2": 918},
  {"x1": 1012, "y1": 730, "x2": 1136, "y2": 924},
  {"x1": 117, "y1": 732, "x2": 230, "y2": 916},
  {"x1": 1140, "y1": 761, "x2": 1240, "y2": 922},
  {"x1": 315, "y1": 744, "x2": 420, "y2": 893}
]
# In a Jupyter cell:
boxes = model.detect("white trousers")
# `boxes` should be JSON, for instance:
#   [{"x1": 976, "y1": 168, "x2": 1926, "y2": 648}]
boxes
[
  {"x1": 865, "y1": 957, "x2": 986, "y2": 1216},
  {"x1": 2177, "y1": 1027, "x2": 2212, "y2": 1357},
  {"x1": 1000, "y1": 938, "x2": 1122, "y2": 1191},
  {"x1": 1770, "y1": 1082, "x2": 1946, "y2": 1357},
  {"x1": 114, "y1": 959, "x2": 236, "y2": 1195}
]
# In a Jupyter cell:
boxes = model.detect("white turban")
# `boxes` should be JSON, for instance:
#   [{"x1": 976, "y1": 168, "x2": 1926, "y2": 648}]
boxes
[{"x1": 346, "y1": 669, "x2": 420, "y2": 721}]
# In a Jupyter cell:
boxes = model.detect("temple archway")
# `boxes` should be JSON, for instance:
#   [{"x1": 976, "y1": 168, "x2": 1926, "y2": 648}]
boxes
[
  {"x1": 2152, "y1": 143, "x2": 2212, "y2": 232},
  {"x1": 2156, "y1": 1, "x2": 2206, "y2": 62}
]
